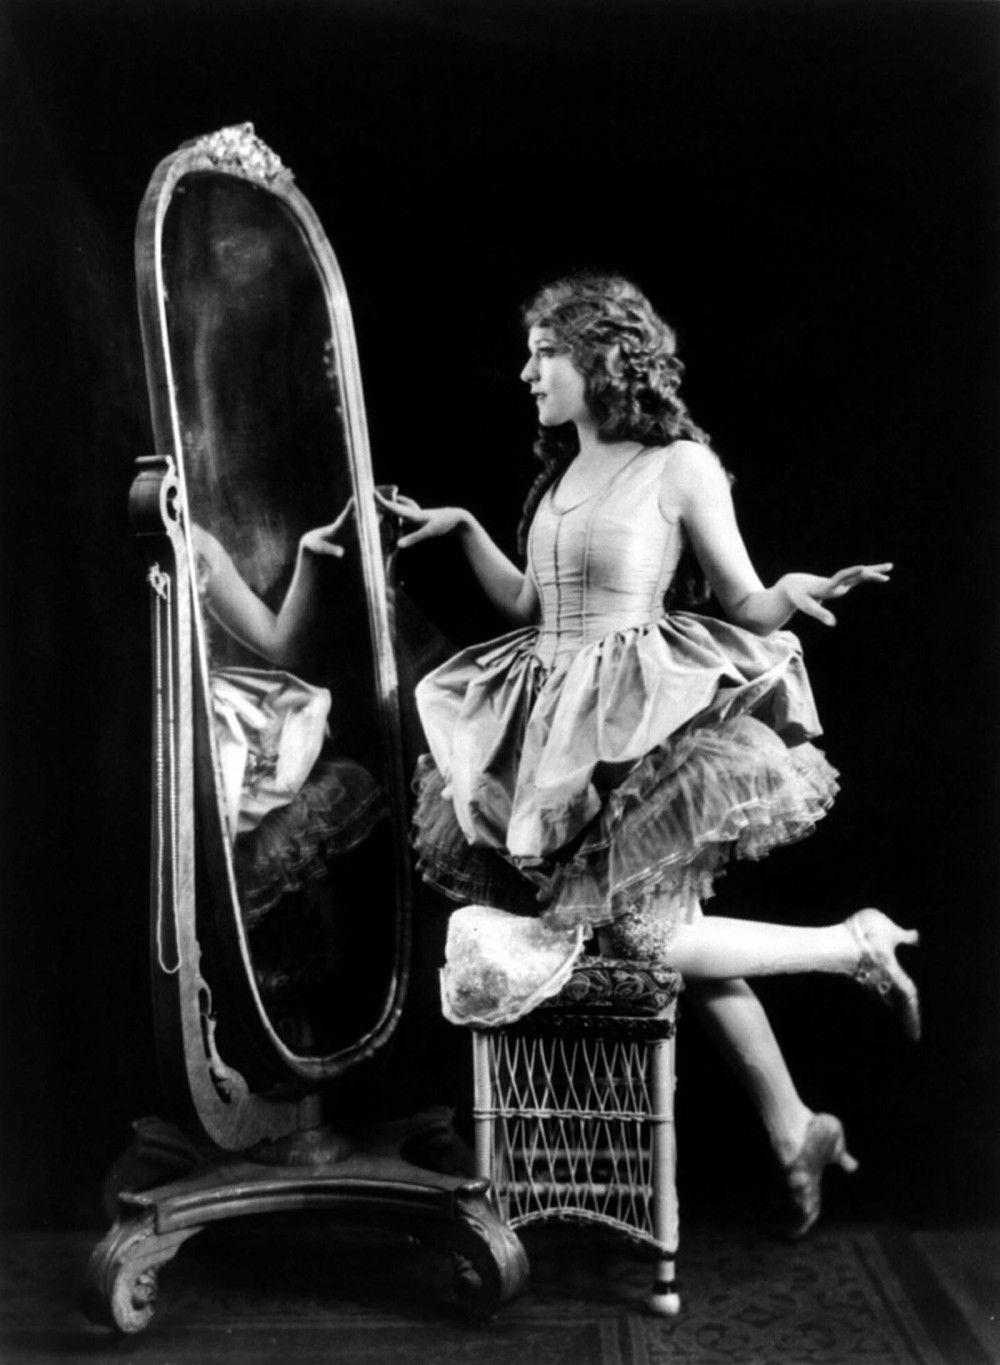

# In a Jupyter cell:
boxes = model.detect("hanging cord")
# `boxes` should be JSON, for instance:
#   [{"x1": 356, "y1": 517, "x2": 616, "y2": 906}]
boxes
[{"x1": 148, "y1": 563, "x2": 181, "y2": 975}]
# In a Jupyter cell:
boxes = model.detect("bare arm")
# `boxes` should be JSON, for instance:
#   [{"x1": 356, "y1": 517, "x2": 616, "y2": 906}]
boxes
[
  {"x1": 665, "y1": 442, "x2": 892, "y2": 635},
  {"x1": 193, "y1": 502, "x2": 351, "y2": 666},
  {"x1": 375, "y1": 491, "x2": 540, "y2": 626}
]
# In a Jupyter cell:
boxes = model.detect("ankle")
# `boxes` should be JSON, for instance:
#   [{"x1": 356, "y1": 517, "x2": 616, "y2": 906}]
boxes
[{"x1": 772, "y1": 1107, "x2": 816, "y2": 1166}]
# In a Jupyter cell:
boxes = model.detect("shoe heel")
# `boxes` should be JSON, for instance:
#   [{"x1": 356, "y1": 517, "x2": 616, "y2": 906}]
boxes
[{"x1": 837, "y1": 1144, "x2": 860, "y2": 1174}]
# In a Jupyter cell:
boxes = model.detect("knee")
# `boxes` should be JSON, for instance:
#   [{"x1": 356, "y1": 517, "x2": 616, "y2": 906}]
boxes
[{"x1": 604, "y1": 907, "x2": 678, "y2": 961}]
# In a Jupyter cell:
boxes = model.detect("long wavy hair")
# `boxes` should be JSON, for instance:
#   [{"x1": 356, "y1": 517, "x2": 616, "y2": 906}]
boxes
[{"x1": 517, "y1": 272, "x2": 715, "y2": 607}]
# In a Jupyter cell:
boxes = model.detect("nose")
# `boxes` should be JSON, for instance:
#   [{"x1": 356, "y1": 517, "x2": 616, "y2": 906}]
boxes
[{"x1": 520, "y1": 356, "x2": 537, "y2": 384}]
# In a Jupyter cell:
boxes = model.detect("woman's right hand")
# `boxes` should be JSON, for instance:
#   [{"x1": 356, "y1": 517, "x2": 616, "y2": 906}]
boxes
[
  {"x1": 299, "y1": 496, "x2": 355, "y2": 558},
  {"x1": 374, "y1": 490, "x2": 470, "y2": 549}
]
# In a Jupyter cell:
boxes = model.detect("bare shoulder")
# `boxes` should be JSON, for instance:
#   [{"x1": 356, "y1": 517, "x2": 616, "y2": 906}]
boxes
[
  {"x1": 664, "y1": 440, "x2": 725, "y2": 479},
  {"x1": 189, "y1": 525, "x2": 237, "y2": 586},
  {"x1": 659, "y1": 441, "x2": 729, "y2": 516},
  {"x1": 192, "y1": 524, "x2": 232, "y2": 561}
]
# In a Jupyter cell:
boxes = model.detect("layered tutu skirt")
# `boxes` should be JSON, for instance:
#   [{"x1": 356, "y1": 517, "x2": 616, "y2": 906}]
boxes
[
  {"x1": 413, "y1": 611, "x2": 840, "y2": 933},
  {"x1": 236, "y1": 755, "x2": 389, "y2": 926}
]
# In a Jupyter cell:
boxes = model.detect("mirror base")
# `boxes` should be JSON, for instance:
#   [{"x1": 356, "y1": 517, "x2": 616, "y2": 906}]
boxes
[
  {"x1": 81, "y1": 1107, "x2": 529, "y2": 1332},
  {"x1": 246, "y1": 1122, "x2": 354, "y2": 1168}
]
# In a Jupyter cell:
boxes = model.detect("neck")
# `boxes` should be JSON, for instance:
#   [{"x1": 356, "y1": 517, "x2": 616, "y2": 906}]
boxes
[{"x1": 573, "y1": 421, "x2": 641, "y2": 462}]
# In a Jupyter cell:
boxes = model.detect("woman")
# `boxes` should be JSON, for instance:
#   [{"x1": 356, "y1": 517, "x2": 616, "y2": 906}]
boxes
[
  {"x1": 192, "y1": 503, "x2": 389, "y2": 924},
  {"x1": 192, "y1": 506, "x2": 351, "y2": 666},
  {"x1": 379, "y1": 272, "x2": 919, "y2": 1237}
]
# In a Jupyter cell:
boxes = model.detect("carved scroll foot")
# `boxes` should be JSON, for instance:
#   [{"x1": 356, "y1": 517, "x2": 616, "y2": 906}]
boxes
[
  {"x1": 80, "y1": 1210, "x2": 202, "y2": 1334},
  {"x1": 423, "y1": 1190, "x2": 530, "y2": 1320},
  {"x1": 81, "y1": 1109, "x2": 529, "y2": 1330}
]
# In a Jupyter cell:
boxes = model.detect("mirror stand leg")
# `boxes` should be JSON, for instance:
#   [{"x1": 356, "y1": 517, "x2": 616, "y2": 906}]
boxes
[
  {"x1": 100, "y1": 1115, "x2": 204, "y2": 1220},
  {"x1": 80, "y1": 1209, "x2": 203, "y2": 1334},
  {"x1": 80, "y1": 1106, "x2": 530, "y2": 1332},
  {"x1": 420, "y1": 1188, "x2": 530, "y2": 1320}
]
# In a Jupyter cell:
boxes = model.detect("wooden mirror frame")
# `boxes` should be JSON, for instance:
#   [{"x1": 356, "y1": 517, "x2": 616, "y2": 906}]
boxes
[
  {"x1": 81, "y1": 127, "x2": 528, "y2": 1333},
  {"x1": 131, "y1": 124, "x2": 413, "y2": 1150}
]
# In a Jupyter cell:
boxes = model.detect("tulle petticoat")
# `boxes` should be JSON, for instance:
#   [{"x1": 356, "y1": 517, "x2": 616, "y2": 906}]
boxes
[
  {"x1": 236, "y1": 756, "x2": 389, "y2": 926},
  {"x1": 416, "y1": 610, "x2": 841, "y2": 1029},
  {"x1": 412, "y1": 609, "x2": 841, "y2": 937},
  {"x1": 413, "y1": 713, "x2": 839, "y2": 931}
]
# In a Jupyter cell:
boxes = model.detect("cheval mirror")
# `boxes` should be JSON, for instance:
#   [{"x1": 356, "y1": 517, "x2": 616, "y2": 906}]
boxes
[{"x1": 81, "y1": 124, "x2": 526, "y2": 1333}]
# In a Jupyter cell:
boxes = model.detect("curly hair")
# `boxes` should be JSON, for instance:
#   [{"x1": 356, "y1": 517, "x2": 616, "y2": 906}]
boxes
[{"x1": 516, "y1": 272, "x2": 714, "y2": 606}]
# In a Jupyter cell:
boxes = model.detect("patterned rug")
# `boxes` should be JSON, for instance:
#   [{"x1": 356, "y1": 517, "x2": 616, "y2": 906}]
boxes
[{"x1": 0, "y1": 1220, "x2": 990, "y2": 1364}]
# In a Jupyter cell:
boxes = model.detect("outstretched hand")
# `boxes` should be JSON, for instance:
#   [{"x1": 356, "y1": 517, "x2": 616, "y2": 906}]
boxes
[
  {"x1": 300, "y1": 497, "x2": 356, "y2": 558},
  {"x1": 374, "y1": 489, "x2": 469, "y2": 549},
  {"x1": 780, "y1": 563, "x2": 893, "y2": 627}
]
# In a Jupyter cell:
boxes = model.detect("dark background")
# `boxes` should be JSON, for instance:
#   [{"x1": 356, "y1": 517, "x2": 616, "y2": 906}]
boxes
[{"x1": 2, "y1": 0, "x2": 998, "y2": 1231}]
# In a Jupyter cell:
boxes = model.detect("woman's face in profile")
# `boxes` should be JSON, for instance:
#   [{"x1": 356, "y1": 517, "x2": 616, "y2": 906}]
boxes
[{"x1": 521, "y1": 325, "x2": 590, "y2": 428}]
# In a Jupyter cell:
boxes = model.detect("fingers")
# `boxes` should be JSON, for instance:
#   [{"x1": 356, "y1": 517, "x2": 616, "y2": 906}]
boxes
[
  {"x1": 375, "y1": 488, "x2": 421, "y2": 514},
  {"x1": 800, "y1": 599, "x2": 838, "y2": 627},
  {"x1": 397, "y1": 527, "x2": 433, "y2": 549},
  {"x1": 328, "y1": 498, "x2": 356, "y2": 531},
  {"x1": 787, "y1": 586, "x2": 837, "y2": 627},
  {"x1": 828, "y1": 563, "x2": 894, "y2": 593},
  {"x1": 375, "y1": 494, "x2": 424, "y2": 522},
  {"x1": 311, "y1": 541, "x2": 345, "y2": 558}
]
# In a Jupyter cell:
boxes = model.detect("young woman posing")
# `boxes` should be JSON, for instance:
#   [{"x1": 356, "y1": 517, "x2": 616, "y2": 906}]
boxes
[{"x1": 379, "y1": 273, "x2": 919, "y2": 1237}]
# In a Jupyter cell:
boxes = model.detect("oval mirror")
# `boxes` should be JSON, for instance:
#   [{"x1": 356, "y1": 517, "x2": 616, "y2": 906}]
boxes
[
  {"x1": 136, "y1": 125, "x2": 410, "y2": 1106},
  {"x1": 80, "y1": 128, "x2": 529, "y2": 1337}
]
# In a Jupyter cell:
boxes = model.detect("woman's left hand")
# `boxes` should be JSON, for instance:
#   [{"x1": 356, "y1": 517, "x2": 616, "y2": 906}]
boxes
[
  {"x1": 779, "y1": 563, "x2": 893, "y2": 626},
  {"x1": 300, "y1": 497, "x2": 355, "y2": 558}
]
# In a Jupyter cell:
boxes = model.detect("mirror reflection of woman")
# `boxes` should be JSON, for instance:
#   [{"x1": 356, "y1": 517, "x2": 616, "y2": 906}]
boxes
[
  {"x1": 191, "y1": 503, "x2": 388, "y2": 931},
  {"x1": 192, "y1": 508, "x2": 350, "y2": 667},
  {"x1": 380, "y1": 272, "x2": 920, "y2": 1239}
]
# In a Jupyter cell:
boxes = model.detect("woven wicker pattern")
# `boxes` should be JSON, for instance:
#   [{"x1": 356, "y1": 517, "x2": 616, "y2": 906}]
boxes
[
  {"x1": 472, "y1": 957, "x2": 680, "y2": 1279},
  {"x1": 476, "y1": 1029, "x2": 676, "y2": 1252}
]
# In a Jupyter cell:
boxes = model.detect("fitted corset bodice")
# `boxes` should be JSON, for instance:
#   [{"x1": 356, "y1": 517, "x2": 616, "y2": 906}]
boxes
[{"x1": 527, "y1": 447, "x2": 683, "y2": 667}]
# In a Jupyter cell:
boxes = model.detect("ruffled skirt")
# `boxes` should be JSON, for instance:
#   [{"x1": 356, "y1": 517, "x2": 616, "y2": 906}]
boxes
[
  {"x1": 412, "y1": 611, "x2": 840, "y2": 933},
  {"x1": 236, "y1": 755, "x2": 389, "y2": 926}
]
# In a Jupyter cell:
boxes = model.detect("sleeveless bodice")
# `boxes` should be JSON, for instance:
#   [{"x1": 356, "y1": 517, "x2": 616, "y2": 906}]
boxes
[
  {"x1": 528, "y1": 447, "x2": 683, "y2": 667},
  {"x1": 414, "y1": 438, "x2": 830, "y2": 884}
]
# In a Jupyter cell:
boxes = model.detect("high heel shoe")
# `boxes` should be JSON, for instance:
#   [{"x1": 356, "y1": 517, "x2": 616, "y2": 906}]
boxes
[
  {"x1": 846, "y1": 908, "x2": 921, "y2": 1041},
  {"x1": 782, "y1": 1113, "x2": 859, "y2": 1239}
]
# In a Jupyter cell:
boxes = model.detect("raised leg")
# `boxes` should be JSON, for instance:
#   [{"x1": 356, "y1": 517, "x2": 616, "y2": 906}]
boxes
[{"x1": 609, "y1": 907, "x2": 920, "y2": 1038}]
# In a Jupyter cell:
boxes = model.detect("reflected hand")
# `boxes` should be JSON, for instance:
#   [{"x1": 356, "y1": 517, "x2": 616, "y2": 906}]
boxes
[
  {"x1": 300, "y1": 497, "x2": 355, "y2": 558},
  {"x1": 779, "y1": 562, "x2": 893, "y2": 627},
  {"x1": 374, "y1": 489, "x2": 470, "y2": 549}
]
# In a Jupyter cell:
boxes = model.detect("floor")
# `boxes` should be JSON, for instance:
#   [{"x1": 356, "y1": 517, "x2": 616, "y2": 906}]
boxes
[
  {"x1": 1, "y1": 1219, "x2": 997, "y2": 1364},
  {"x1": 912, "y1": 1228, "x2": 999, "y2": 1362}
]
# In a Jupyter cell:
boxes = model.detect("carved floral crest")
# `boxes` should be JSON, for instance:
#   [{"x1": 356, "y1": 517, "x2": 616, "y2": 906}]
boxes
[{"x1": 193, "y1": 123, "x2": 289, "y2": 184}]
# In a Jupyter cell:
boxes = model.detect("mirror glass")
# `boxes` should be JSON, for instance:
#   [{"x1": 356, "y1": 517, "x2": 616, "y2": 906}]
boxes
[{"x1": 160, "y1": 170, "x2": 400, "y2": 1062}]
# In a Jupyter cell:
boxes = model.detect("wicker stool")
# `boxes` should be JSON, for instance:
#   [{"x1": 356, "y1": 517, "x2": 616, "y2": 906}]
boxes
[{"x1": 470, "y1": 957, "x2": 682, "y2": 1314}]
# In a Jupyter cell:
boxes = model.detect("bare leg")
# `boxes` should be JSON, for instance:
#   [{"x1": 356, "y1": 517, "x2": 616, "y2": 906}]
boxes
[
  {"x1": 685, "y1": 978, "x2": 862, "y2": 1235},
  {"x1": 667, "y1": 916, "x2": 857, "y2": 977},
  {"x1": 607, "y1": 908, "x2": 919, "y2": 1039},
  {"x1": 686, "y1": 979, "x2": 812, "y2": 1164},
  {"x1": 605, "y1": 906, "x2": 916, "y2": 1233}
]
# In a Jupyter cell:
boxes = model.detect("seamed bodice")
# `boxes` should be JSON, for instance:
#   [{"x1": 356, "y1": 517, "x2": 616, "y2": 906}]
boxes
[{"x1": 527, "y1": 446, "x2": 683, "y2": 668}]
